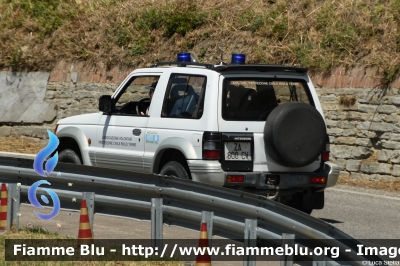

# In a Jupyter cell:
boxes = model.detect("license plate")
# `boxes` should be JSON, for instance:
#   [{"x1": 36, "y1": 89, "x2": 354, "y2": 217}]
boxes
[{"x1": 224, "y1": 142, "x2": 252, "y2": 161}]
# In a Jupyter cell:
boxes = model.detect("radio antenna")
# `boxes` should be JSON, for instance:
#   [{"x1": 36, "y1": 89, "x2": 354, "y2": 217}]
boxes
[{"x1": 219, "y1": 44, "x2": 226, "y2": 65}]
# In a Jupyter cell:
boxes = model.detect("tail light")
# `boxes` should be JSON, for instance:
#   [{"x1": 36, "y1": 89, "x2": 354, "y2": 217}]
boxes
[
  {"x1": 311, "y1": 176, "x2": 327, "y2": 184},
  {"x1": 202, "y1": 132, "x2": 221, "y2": 159},
  {"x1": 321, "y1": 139, "x2": 330, "y2": 161},
  {"x1": 227, "y1": 175, "x2": 245, "y2": 182},
  {"x1": 321, "y1": 151, "x2": 329, "y2": 161}
]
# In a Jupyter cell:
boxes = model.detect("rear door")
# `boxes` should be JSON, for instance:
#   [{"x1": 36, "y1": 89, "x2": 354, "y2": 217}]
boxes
[{"x1": 217, "y1": 74, "x2": 320, "y2": 172}]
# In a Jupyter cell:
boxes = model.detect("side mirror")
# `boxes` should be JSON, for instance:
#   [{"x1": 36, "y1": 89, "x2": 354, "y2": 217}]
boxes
[{"x1": 99, "y1": 95, "x2": 113, "y2": 113}]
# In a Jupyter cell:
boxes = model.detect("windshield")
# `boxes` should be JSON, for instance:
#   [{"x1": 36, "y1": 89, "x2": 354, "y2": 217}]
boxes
[{"x1": 222, "y1": 78, "x2": 313, "y2": 121}]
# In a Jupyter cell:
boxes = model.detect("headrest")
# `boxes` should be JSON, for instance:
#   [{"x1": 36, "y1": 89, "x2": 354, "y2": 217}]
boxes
[{"x1": 171, "y1": 84, "x2": 195, "y2": 98}]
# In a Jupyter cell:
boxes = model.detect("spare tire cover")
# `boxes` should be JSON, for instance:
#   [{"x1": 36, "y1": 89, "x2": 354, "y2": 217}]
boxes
[{"x1": 263, "y1": 102, "x2": 327, "y2": 167}]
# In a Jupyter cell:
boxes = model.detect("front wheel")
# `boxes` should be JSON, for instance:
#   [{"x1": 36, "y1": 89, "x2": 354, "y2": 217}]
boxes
[
  {"x1": 58, "y1": 149, "x2": 82, "y2": 164},
  {"x1": 159, "y1": 161, "x2": 190, "y2": 179}
]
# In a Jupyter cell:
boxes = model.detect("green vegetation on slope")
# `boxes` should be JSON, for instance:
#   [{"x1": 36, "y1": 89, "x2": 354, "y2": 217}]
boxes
[{"x1": 1, "y1": 0, "x2": 400, "y2": 85}]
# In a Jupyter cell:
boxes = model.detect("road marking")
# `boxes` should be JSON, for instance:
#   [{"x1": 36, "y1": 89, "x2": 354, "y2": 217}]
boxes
[{"x1": 329, "y1": 188, "x2": 400, "y2": 201}]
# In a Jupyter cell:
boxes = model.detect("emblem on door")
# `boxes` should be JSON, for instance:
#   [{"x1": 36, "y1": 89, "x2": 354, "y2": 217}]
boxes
[{"x1": 132, "y1": 129, "x2": 141, "y2": 136}]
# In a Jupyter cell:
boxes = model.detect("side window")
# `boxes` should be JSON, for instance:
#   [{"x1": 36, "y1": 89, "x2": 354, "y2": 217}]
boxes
[
  {"x1": 161, "y1": 74, "x2": 206, "y2": 119},
  {"x1": 113, "y1": 76, "x2": 160, "y2": 115}
]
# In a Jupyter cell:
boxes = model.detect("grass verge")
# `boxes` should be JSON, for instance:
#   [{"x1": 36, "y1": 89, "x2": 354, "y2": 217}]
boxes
[{"x1": 0, "y1": 137, "x2": 44, "y2": 154}]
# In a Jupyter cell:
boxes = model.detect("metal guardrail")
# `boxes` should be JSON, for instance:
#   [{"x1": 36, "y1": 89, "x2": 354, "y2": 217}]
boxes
[{"x1": 0, "y1": 156, "x2": 382, "y2": 265}]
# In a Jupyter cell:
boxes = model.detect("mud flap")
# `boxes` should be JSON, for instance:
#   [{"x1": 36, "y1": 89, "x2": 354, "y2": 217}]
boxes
[{"x1": 302, "y1": 191, "x2": 324, "y2": 210}]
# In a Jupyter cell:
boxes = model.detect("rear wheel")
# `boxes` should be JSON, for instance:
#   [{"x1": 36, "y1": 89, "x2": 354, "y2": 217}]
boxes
[
  {"x1": 159, "y1": 161, "x2": 190, "y2": 179},
  {"x1": 58, "y1": 149, "x2": 82, "y2": 164}
]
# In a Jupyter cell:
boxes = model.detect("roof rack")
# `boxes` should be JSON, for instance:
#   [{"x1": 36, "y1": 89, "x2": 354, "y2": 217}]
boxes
[
  {"x1": 213, "y1": 64, "x2": 308, "y2": 74},
  {"x1": 150, "y1": 62, "x2": 215, "y2": 69},
  {"x1": 150, "y1": 62, "x2": 308, "y2": 74}
]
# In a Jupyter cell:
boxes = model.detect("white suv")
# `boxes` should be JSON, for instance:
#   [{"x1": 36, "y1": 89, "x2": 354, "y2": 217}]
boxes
[{"x1": 55, "y1": 54, "x2": 339, "y2": 213}]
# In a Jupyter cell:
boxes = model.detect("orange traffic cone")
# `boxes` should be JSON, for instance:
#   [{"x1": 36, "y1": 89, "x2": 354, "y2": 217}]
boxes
[
  {"x1": 77, "y1": 199, "x2": 93, "y2": 246},
  {"x1": 196, "y1": 222, "x2": 212, "y2": 266},
  {"x1": 0, "y1": 184, "x2": 7, "y2": 230}
]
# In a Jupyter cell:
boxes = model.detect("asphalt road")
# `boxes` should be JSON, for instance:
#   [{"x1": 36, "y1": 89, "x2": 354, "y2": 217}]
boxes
[{"x1": 312, "y1": 184, "x2": 400, "y2": 239}]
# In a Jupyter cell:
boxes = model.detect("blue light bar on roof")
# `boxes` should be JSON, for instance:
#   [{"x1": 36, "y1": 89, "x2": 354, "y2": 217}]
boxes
[
  {"x1": 231, "y1": 54, "x2": 246, "y2": 65},
  {"x1": 177, "y1": 52, "x2": 192, "y2": 62}
]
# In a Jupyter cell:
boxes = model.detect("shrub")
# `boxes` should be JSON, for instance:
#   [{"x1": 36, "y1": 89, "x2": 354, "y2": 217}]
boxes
[
  {"x1": 136, "y1": 8, "x2": 163, "y2": 32},
  {"x1": 162, "y1": 1, "x2": 205, "y2": 37},
  {"x1": 10, "y1": 0, "x2": 77, "y2": 39},
  {"x1": 339, "y1": 95, "x2": 357, "y2": 106},
  {"x1": 136, "y1": 0, "x2": 205, "y2": 37}
]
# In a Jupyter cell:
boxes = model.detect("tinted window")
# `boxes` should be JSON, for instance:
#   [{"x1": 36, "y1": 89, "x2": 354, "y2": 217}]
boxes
[
  {"x1": 222, "y1": 79, "x2": 312, "y2": 121},
  {"x1": 161, "y1": 74, "x2": 206, "y2": 119}
]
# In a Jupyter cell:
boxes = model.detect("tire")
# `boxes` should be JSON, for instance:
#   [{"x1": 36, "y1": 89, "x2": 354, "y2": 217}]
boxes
[
  {"x1": 159, "y1": 161, "x2": 190, "y2": 179},
  {"x1": 58, "y1": 149, "x2": 82, "y2": 164},
  {"x1": 263, "y1": 102, "x2": 327, "y2": 167}
]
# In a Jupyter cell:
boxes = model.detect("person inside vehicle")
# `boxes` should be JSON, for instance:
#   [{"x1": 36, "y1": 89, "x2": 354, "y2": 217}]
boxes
[{"x1": 141, "y1": 80, "x2": 158, "y2": 115}]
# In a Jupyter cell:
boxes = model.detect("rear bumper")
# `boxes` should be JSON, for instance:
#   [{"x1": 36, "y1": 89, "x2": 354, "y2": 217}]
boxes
[
  {"x1": 224, "y1": 162, "x2": 340, "y2": 190},
  {"x1": 188, "y1": 160, "x2": 340, "y2": 190},
  {"x1": 224, "y1": 171, "x2": 328, "y2": 190},
  {"x1": 188, "y1": 159, "x2": 340, "y2": 191},
  {"x1": 187, "y1": 160, "x2": 226, "y2": 186},
  {"x1": 325, "y1": 162, "x2": 340, "y2": 188}
]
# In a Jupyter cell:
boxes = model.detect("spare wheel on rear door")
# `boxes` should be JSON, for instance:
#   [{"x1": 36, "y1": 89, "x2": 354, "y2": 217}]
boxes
[{"x1": 263, "y1": 102, "x2": 327, "y2": 168}]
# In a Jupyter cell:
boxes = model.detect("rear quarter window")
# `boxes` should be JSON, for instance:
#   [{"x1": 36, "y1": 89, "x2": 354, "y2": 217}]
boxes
[
  {"x1": 161, "y1": 74, "x2": 207, "y2": 119},
  {"x1": 222, "y1": 79, "x2": 313, "y2": 121}
]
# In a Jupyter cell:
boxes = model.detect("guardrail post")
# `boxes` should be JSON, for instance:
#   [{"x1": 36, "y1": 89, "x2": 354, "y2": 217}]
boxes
[
  {"x1": 201, "y1": 211, "x2": 214, "y2": 247},
  {"x1": 82, "y1": 192, "x2": 95, "y2": 235},
  {"x1": 312, "y1": 254, "x2": 327, "y2": 266},
  {"x1": 244, "y1": 219, "x2": 257, "y2": 266},
  {"x1": 280, "y1": 233, "x2": 295, "y2": 266},
  {"x1": 6, "y1": 183, "x2": 12, "y2": 232},
  {"x1": 151, "y1": 198, "x2": 163, "y2": 249},
  {"x1": 9, "y1": 183, "x2": 20, "y2": 232}
]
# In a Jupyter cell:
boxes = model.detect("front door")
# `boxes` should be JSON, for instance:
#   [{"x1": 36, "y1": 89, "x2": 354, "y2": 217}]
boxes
[{"x1": 94, "y1": 75, "x2": 160, "y2": 172}]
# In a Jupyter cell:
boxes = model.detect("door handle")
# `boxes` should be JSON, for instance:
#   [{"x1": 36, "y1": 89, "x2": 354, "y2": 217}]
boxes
[{"x1": 132, "y1": 129, "x2": 141, "y2": 136}]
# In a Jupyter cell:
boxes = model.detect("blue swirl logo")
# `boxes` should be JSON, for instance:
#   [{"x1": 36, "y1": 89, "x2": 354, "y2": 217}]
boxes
[
  {"x1": 29, "y1": 130, "x2": 61, "y2": 220},
  {"x1": 28, "y1": 180, "x2": 61, "y2": 220}
]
